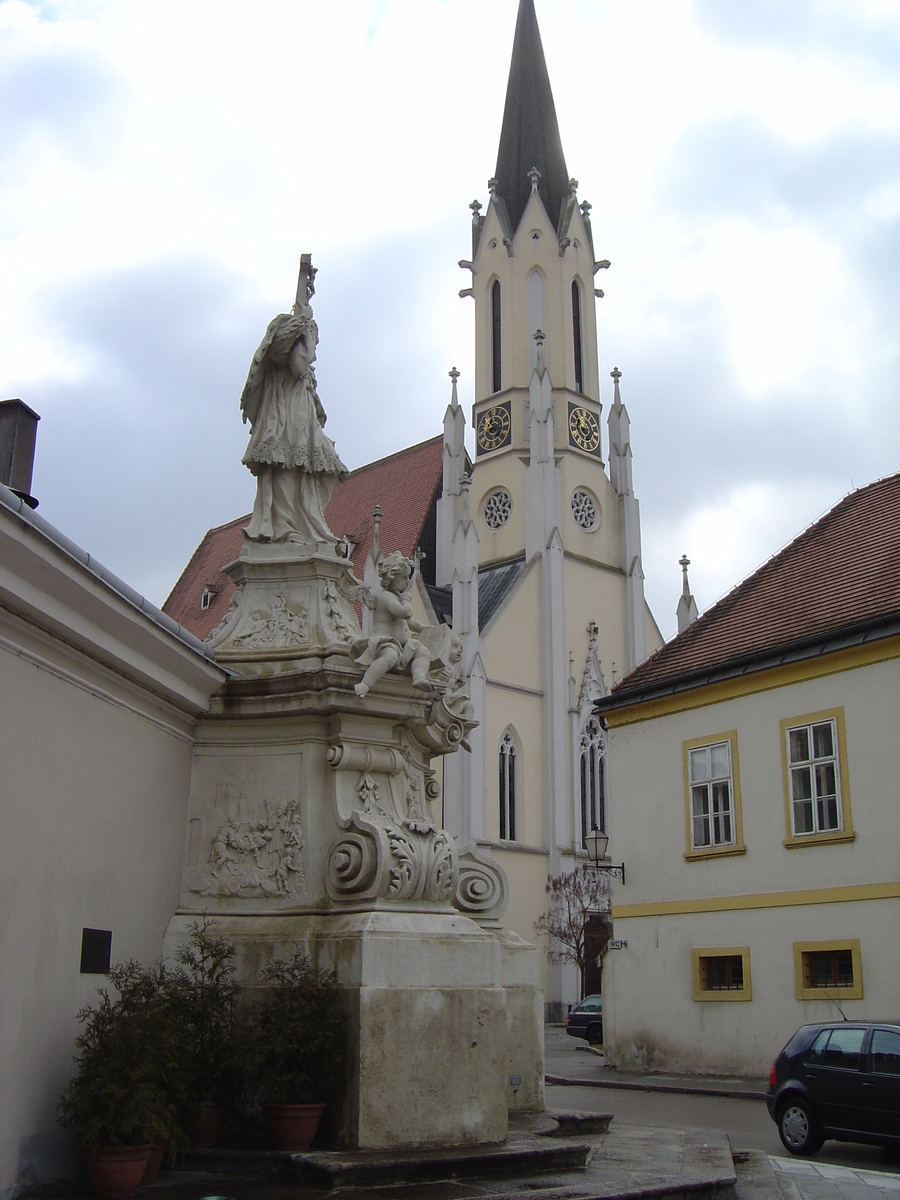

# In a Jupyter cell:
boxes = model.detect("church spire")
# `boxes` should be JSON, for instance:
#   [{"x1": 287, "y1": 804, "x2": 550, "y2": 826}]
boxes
[{"x1": 494, "y1": 0, "x2": 569, "y2": 237}]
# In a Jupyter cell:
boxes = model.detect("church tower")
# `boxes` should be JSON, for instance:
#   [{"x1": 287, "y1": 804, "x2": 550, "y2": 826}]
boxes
[{"x1": 439, "y1": 0, "x2": 661, "y2": 1019}]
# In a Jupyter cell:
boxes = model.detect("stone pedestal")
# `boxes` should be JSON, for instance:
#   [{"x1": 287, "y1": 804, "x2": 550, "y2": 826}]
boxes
[{"x1": 163, "y1": 539, "x2": 542, "y2": 1149}]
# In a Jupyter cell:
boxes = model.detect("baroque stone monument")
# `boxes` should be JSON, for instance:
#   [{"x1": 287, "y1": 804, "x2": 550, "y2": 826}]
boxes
[{"x1": 163, "y1": 256, "x2": 543, "y2": 1149}]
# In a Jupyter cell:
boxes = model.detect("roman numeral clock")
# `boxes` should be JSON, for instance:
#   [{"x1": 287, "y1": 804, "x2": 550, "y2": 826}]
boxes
[
  {"x1": 568, "y1": 404, "x2": 601, "y2": 454},
  {"x1": 475, "y1": 403, "x2": 512, "y2": 454}
]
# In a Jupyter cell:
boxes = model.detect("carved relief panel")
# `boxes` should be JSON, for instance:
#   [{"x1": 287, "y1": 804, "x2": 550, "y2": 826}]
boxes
[{"x1": 182, "y1": 753, "x2": 307, "y2": 904}]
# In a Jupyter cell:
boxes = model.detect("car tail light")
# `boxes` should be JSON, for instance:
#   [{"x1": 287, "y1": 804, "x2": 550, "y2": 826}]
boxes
[{"x1": 769, "y1": 1062, "x2": 778, "y2": 1087}]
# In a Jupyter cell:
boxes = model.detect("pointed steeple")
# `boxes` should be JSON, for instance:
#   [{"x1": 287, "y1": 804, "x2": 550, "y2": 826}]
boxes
[{"x1": 494, "y1": 0, "x2": 569, "y2": 237}]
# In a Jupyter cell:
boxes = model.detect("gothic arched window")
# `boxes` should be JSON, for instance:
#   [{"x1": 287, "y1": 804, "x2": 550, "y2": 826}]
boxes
[
  {"x1": 491, "y1": 280, "x2": 502, "y2": 394},
  {"x1": 499, "y1": 729, "x2": 518, "y2": 840},
  {"x1": 528, "y1": 269, "x2": 545, "y2": 370},
  {"x1": 572, "y1": 280, "x2": 584, "y2": 394},
  {"x1": 580, "y1": 717, "x2": 605, "y2": 846}
]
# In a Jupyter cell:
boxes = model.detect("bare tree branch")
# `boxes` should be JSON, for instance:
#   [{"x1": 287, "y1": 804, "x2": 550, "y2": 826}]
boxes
[{"x1": 534, "y1": 865, "x2": 612, "y2": 1000}]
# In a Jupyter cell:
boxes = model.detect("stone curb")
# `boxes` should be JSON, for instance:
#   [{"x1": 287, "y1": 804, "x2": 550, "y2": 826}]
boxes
[{"x1": 545, "y1": 1073, "x2": 767, "y2": 1102}]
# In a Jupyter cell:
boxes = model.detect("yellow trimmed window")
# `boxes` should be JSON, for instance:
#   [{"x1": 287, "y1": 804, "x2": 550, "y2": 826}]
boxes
[
  {"x1": 793, "y1": 939, "x2": 863, "y2": 1001},
  {"x1": 682, "y1": 732, "x2": 745, "y2": 859},
  {"x1": 781, "y1": 709, "x2": 854, "y2": 847},
  {"x1": 692, "y1": 947, "x2": 751, "y2": 1002}
]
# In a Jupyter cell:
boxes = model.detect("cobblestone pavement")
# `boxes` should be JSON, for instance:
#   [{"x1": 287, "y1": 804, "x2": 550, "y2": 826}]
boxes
[{"x1": 771, "y1": 1156, "x2": 900, "y2": 1200}]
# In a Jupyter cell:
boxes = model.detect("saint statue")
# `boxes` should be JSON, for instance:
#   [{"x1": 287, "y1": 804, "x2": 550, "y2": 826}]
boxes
[{"x1": 240, "y1": 256, "x2": 348, "y2": 544}]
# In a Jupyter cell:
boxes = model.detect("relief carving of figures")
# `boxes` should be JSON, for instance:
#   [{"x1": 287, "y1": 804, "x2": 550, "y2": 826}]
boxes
[
  {"x1": 230, "y1": 593, "x2": 309, "y2": 649},
  {"x1": 194, "y1": 794, "x2": 307, "y2": 899},
  {"x1": 240, "y1": 256, "x2": 348, "y2": 545}
]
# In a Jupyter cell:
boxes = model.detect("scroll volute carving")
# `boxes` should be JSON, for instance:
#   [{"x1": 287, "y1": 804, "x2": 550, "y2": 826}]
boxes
[
  {"x1": 325, "y1": 740, "x2": 457, "y2": 907},
  {"x1": 453, "y1": 845, "x2": 509, "y2": 924}
]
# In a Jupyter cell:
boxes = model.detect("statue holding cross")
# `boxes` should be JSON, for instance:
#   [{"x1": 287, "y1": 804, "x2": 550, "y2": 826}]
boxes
[{"x1": 239, "y1": 255, "x2": 348, "y2": 545}]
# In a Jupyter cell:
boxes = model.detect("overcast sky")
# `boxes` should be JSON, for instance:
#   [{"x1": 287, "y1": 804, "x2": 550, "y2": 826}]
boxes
[{"x1": 2, "y1": 0, "x2": 898, "y2": 639}]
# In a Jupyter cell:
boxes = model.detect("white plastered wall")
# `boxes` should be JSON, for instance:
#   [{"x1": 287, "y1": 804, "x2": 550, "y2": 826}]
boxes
[{"x1": 0, "y1": 508, "x2": 224, "y2": 1199}]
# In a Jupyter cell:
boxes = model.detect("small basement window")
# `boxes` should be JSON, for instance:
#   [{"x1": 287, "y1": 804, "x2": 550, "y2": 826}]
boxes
[
  {"x1": 794, "y1": 939, "x2": 863, "y2": 1000},
  {"x1": 692, "y1": 947, "x2": 751, "y2": 1002}
]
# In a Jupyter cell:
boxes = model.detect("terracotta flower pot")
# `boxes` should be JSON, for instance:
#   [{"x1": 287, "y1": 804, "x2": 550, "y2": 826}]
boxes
[
  {"x1": 140, "y1": 1142, "x2": 167, "y2": 1185},
  {"x1": 261, "y1": 1102, "x2": 326, "y2": 1151},
  {"x1": 186, "y1": 1101, "x2": 228, "y2": 1148},
  {"x1": 81, "y1": 1145, "x2": 152, "y2": 1200}
]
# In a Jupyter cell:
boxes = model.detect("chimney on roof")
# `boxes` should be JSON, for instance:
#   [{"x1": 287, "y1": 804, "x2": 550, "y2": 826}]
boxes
[
  {"x1": 0, "y1": 399, "x2": 40, "y2": 509},
  {"x1": 676, "y1": 554, "x2": 699, "y2": 633}
]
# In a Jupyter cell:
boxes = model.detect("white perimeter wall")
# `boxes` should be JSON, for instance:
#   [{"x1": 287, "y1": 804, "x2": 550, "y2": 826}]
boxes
[{"x1": 0, "y1": 502, "x2": 224, "y2": 1199}]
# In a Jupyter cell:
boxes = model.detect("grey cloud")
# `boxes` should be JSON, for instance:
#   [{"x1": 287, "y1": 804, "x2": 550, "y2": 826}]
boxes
[
  {"x1": 610, "y1": 293, "x2": 896, "y2": 530},
  {"x1": 693, "y1": 0, "x2": 900, "y2": 82},
  {"x1": 19, "y1": 256, "x2": 270, "y2": 604},
  {"x1": 0, "y1": 43, "x2": 128, "y2": 173},
  {"x1": 662, "y1": 115, "x2": 900, "y2": 230}
]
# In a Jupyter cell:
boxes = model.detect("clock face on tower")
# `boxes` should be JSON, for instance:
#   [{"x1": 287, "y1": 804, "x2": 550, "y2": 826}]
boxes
[
  {"x1": 568, "y1": 404, "x2": 601, "y2": 454},
  {"x1": 476, "y1": 403, "x2": 512, "y2": 454}
]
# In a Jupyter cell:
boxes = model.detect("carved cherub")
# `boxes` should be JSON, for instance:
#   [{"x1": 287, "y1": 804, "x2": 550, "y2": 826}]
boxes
[
  {"x1": 349, "y1": 552, "x2": 432, "y2": 698},
  {"x1": 441, "y1": 635, "x2": 476, "y2": 724}
]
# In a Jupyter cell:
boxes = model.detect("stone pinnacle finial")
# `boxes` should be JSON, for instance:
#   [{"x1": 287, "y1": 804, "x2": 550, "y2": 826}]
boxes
[
  {"x1": 610, "y1": 366, "x2": 623, "y2": 407},
  {"x1": 488, "y1": 177, "x2": 499, "y2": 195},
  {"x1": 588, "y1": 619, "x2": 599, "y2": 649},
  {"x1": 470, "y1": 199, "x2": 482, "y2": 218},
  {"x1": 533, "y1": 328, "x2": 546, "y2": 374},
  {"x1": 448, "y1": 367, "x2": 460, "y2": 411},
  {"x1": 527, "y1": 166, "x2": 542, "y2": 191},
  {"x1": 679, "y1": 554, "x2": 691, "y2": 595},
  {"x1": 580, "y1": 200, "x2": 592, "y2": 218},
  {"x1": 676, "y1": 553, "x2": 700, "y2": 632},
  {"x1": 567, "y1": 177, "x2": 579, "y2": 196},
  {"x1": 372, "y1": 504, "x2": 384, "y2": 557}
]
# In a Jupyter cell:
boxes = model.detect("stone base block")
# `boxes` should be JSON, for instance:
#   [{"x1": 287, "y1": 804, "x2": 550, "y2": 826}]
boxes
[{"x1": 164, "y1": 908, "x2": 510, "y2": 1150}]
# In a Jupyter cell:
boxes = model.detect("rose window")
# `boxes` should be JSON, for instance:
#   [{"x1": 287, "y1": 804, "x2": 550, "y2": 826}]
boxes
[
  {"x1": 483, "y1": 489, "x2": 512, "y2": 530},
  {"x1": 571, "y1": 489, "x2": 599, "y2": 531}
]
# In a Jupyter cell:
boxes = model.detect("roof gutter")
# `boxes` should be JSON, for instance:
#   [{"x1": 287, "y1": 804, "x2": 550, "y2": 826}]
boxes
[
  {"x1": 596, "y1": 610, "x2": 900, "y2": 714},
  {"x1": 0, "y1": 480, "x2": 216, "y2": 662}
]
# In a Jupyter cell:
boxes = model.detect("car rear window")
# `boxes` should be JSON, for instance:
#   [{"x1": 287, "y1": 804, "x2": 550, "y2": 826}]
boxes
[
  {"x1": 870, "y1": 1029, "x2": 900, "y2": 1076},
  {"x1": 578, "y1": 999, "x2": 602, "y2": 1013},
  {"x1": 806, "y1": 1026, "x2": 866, "y2": 1070}
]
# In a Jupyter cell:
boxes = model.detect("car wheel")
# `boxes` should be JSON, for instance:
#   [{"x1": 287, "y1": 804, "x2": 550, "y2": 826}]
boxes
[
  {"x1": 587, "y1": 1024, "x2": 603, "y2": 1047},
  {"x1": 778, "y1": 1099, "x2": 822, "y2": 1156}
]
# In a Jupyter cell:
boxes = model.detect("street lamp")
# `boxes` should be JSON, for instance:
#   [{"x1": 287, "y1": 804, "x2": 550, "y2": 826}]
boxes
[{"x1": 585, "y1": 826, "x2": 625, "y2": 883}]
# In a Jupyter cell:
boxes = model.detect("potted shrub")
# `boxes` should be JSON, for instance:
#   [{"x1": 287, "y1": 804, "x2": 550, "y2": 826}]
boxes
[
  {"x1": 58, "y1": 962, "x2": 183, "y2": 1199},
  {"x1": 248, "y1": 947, "x2": 344, "y2": 1151},
  {"x1": 170, "y1": 920, "x2": 241, "y2": 1147}
]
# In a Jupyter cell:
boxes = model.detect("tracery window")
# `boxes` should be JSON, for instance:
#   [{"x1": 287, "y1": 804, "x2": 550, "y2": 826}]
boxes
[
  {"x1": 483, "y1": 488, "x2": 512, "y2": 530},
  {"x1": 580, "y1": 717, "x2": 605, "y2": 846},
  {"x1": 499, "y1": 729, "x2": 518, "y2": 841}
]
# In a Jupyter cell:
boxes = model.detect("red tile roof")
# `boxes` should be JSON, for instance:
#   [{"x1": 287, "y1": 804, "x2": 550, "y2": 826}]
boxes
[
  {"x1": 163, "y1": 436, "x2": 443, "y2": 640},
  {"x1": 609, "y1": 472, "x2": 900, "y2": 702}
]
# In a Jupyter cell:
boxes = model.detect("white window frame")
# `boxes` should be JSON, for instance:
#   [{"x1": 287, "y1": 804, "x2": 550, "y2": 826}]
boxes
[
  {"x1": 682, "y1": 733, "x2": 745, "y2": 859},
  {"x1": 499, "y1": 729, "x2": 518, "y2": 841},
  {"x1": 786, "y1": 717, "x2": 842, "y2": 837}
]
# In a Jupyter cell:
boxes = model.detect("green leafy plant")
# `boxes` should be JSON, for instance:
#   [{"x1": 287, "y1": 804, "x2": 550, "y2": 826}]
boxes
[
  {"x1": 249, "y1": 947, "x2": 344, "y2": 1104},
  {"x1": 170, "y1": 920, "x2": 241, "y2": 1106},
  {"x1": 58, "y1": 962, "x2": 184, "y2": 1150}
]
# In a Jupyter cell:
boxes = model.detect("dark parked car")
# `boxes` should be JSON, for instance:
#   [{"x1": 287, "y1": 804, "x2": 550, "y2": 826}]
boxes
[
  {"x1": 767, "y1": 1021, "x2": 900, "y2": 1155},
  {"x1": 566, "y1": 994, "x2": 603, "y2": 1045}
]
